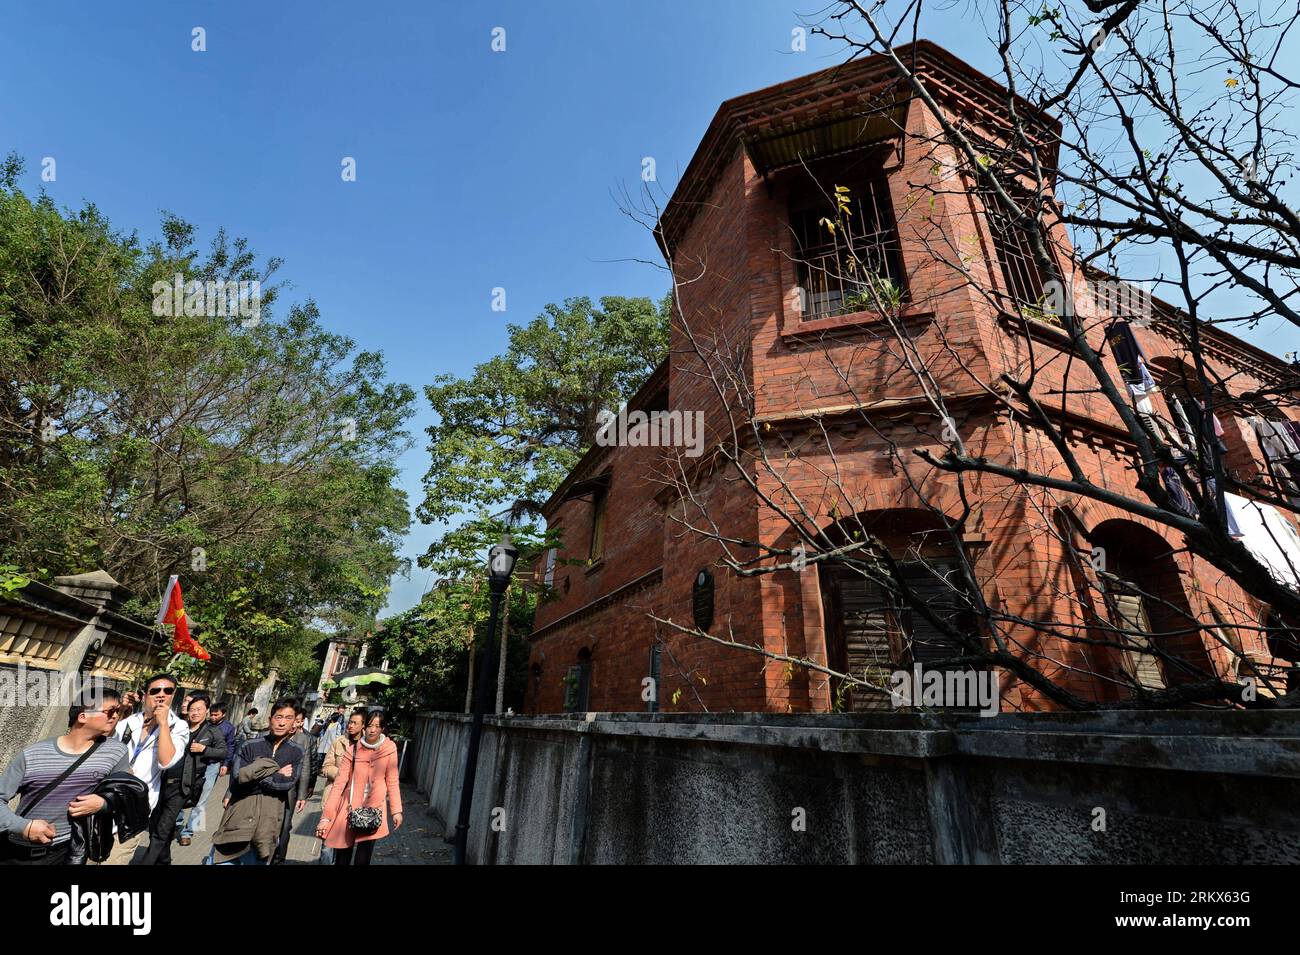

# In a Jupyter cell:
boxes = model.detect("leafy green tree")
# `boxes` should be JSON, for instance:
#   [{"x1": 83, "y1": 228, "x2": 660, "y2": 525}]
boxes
[
  {"x1": 0, "y1": 154, "x2": 414, "y2": 690},
  {"x1": 375, "y1": 295, "x2": 668, "y2": 716},
  {"x1": 417, "y1": 294, "x2": 670, "y2": 574},
  {"x1": 373, "y1": 579, "x2": 533, "y2": 717}
]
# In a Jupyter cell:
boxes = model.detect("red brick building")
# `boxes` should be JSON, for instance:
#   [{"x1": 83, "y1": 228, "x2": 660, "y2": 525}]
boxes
[{"x1": 525, "y1": 42, "x2": 1300, "y2": 715}]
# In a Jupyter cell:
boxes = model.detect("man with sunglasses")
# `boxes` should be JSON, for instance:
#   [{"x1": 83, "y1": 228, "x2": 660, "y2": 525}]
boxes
[
  {"x1": 0, "y1": 687, "x2": 129, "y2": 865},
  {"x1": 105, "y1": 673, "x2": 191, "y2": 864}
]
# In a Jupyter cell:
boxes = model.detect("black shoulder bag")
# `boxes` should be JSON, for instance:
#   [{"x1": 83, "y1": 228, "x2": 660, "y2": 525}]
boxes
[{"x1": 345, "y1": 741, "x2": 382, "y2": 835}]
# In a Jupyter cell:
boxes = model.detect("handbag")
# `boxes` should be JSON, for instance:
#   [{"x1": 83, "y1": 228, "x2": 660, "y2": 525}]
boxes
[{"x1": 345, "y1": 741, "x2": 382, "y2": 835}]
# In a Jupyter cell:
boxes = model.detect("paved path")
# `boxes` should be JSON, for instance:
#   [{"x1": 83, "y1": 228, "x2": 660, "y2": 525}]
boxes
[
  {"x1": 371, "y1": 782, "x2": 454, "y2": 865},
  {"x1": 113, "y1": 776, "x2": 450, "y2": 865}
]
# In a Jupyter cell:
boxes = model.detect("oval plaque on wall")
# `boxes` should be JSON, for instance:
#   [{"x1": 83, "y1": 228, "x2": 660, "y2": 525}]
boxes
[{"x1": 692, "y1": 568, "x2": 714, "y2": 632}]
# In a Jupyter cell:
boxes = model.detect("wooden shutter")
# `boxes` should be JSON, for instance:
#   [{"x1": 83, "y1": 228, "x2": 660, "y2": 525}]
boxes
[
  {"x1": 833, "y1": 570, "x2": 897, "y2": 712},
  {"x1": 563, "y1": 663, "x2": 591, "y2": 712},
  {"x1": 589, "y1": 491, "x2": 607, "y2": 560},
  {"x1": 900, "y1": 561, "x2": 982, "y2": 712},
  {"x1": 901, "y1": 562, "x2": 970, "y2": 667},
  {"x1": 1109, "y1": 591, "x2": 1166, "y2": 690}
]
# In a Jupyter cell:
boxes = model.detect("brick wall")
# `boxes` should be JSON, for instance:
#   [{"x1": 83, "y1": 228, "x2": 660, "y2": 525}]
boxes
[{"x1": 527, "y1": 45, "x2": 1298, "y2": 715}]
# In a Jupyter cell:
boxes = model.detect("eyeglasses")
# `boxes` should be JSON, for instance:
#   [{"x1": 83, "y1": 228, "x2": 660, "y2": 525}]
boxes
[
  {"x1": 147, "y1": 686, "x2": 176, "y2": 696},
  {"x1": 90, "y1": 707, "x2": 121, "y2": 718}
]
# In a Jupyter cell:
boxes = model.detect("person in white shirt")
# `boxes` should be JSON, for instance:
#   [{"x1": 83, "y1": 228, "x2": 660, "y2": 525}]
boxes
[{"x1": 103, "y1": 672, "x2": 191, "y2": 864}]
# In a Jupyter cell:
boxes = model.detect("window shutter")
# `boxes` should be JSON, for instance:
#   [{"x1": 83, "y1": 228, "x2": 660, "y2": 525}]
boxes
[
  {"x1": 589, "y1": 492, "x2": 607, "y2": 560},
  {"x1": 647, "y1": 645, "x2": 661, "y2": 713},
  {"x1": 901, "y1": 562, "x2": 971, "y2": 667},
  {"x1": 1110, "y1": 591, "x2": 1166, "y2": 690},
  {"x1": 562, "y1": 666, "x2": 581, "y2": 712},
  {"x1": 836, "y1": 571, "x2": 896, "y2": 711}
]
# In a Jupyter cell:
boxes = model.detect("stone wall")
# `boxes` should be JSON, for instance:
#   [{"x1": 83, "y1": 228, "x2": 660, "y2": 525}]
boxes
[{"x1": 411, "y1": 709, "x2": 1300, "y2": 864}]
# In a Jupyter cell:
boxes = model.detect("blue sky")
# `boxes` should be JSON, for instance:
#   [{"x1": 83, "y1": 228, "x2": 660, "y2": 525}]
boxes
[{"x1": 3, "y1": 1, "x2": 1295, "y2": 616}]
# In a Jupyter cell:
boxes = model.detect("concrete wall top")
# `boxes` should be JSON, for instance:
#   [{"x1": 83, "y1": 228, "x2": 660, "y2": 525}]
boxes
[{"x1": 419, "y1": 709, "x2": 1300, "y2": 778}]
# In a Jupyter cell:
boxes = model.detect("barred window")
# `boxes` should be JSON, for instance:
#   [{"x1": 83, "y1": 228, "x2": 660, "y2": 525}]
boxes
[
  {"x1": 790, "y1": 177, "x2": 906, "y2": 321},
  {"x1": 983, "y1": 194, "x2": 1050, "y2": 315}
]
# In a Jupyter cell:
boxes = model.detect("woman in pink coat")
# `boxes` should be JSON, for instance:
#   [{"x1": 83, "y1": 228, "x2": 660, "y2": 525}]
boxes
[{"x1": 316, "y1": 709, "x2": 403, "y2": 865}]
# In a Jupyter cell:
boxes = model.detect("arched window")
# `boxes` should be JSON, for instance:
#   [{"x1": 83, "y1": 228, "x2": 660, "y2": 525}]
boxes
[
  {"x1": 529, "y1": 662, "x2": 542, "y2": 709},
  {"x1": 1089, "y1": 520, "x2": 1212, "y2": 693},
  {"x1": 817, "y1": 510, "x2": 981, "y2": 712},
  {"x1": 1054, "y1": 509, "x2": 1130, "y2": 704}
]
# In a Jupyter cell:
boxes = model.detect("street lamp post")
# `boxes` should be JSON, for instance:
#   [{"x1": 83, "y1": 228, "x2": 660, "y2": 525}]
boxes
[{"x1": 452, "y1": 533, "x2": 518, "y2": 865}]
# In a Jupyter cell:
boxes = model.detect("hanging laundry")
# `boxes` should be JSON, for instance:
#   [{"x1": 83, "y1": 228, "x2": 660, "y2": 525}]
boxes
[
  {"x1": 1203, "y1": 477, "x2": 1244, "y2": 539},
  {"x1": 1224, "y1": 493, "x2": 1300, "y2": 590},
  {"x1": 1161, "y1": 466, "x2": 1197, "y2": 516},
  {"x1": 1144, "y1": 407, "x2": 1191, "y2": 464},
  {"x1": 1250, "y1": 417, "x2": 1300, "y2": 505},
  {"x1": 1252, "y1": 417, "x2": 1300, "y2": 457},
  {"x1": 1105, "y1": 320, "x2": 1157, "y2": 392},
  {"x1": 1196, "y1": 400, "x2": 1226, "y2": 441},
  {"x1": 1210, "y1": 412, "x2": 1228, "y2": 455}
]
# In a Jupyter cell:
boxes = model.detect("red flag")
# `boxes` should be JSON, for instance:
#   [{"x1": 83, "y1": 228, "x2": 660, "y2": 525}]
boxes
[{"x1": 158, "y1": 576, "x2": 209, "y2": 661}]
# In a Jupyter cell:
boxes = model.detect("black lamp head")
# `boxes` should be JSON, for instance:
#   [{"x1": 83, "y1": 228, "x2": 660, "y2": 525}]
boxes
[{"x1": 488, "y1": 533, "x2": 519, "y2": 582}]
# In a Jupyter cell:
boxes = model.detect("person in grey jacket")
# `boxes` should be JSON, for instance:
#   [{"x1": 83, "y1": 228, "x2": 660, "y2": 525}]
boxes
[{"x1": 236, "y1": 708, "x2": 260, "y2": 744}]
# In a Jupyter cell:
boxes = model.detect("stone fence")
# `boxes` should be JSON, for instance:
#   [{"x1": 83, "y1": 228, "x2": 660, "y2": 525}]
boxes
[{"x1": 410, "y1": 709, "x2": 1300, "y2": 864}]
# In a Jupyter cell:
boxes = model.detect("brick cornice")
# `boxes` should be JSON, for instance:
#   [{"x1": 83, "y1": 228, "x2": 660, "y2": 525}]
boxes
[
  {"x1": 1080, "y1": 264, "x2": 1296, "y2": 387},
  {"x1": 530, "y1": 567, "x2": 663, "y2": 641},
  {"x1": 659, "y1": 40, "x2": 1061, "y2": 254},
  {"x1": 750, "y1": 390, "x2": 991, "y2": 427}
]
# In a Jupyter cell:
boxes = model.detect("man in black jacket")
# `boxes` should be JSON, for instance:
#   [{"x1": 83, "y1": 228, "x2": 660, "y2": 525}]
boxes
[
  {"x1": 136, "y1": 691, "x2": 226, "y2": 865},
  {"x1": 270, "y1": 703, "x2": 314, "y2": 864},
  {"x1": 210, "y1": 699, "x2": 302, "y2": 864}
]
